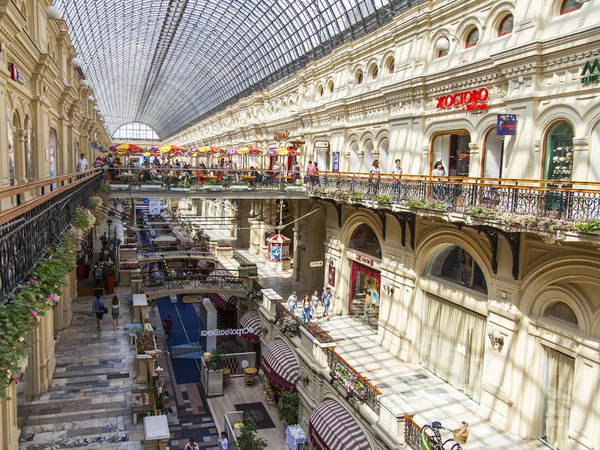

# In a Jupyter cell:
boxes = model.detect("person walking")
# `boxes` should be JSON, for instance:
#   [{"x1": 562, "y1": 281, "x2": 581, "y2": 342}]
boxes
[
  {"x1": 163, "y1": 315, "x2": 173, "y2": 339},
  {"x1": 110, "y1": 295, "x2": 120, "y2": 331},
  {"x1": 321, "y1": 287, "x2": 332, "y2": 320},
  {"x1": 184, "y1": 437, "x2": 199, "y2": 450},
  {"x1": 292, "y1": 161, "x2": 301, "y2": 181},
  {"x1": 311, "y1": 290, "x2": 320, "y2": 319},
  {"x1": 287, "y1": 292, "x2": 297, "y2": 315},
  {"x1": 217, "y1": 431, "x2": 229, "y2": 449},
  {"x1": 302, "y1": 295, "x2": 311, "y2": 323},
  {"x1": 77, "y1": 153, "x2": 88, "y2": 172},
  {"x1": 306, "y1": 160, "x2": 315, "y2": 184},
  {"x1": 92, "y1": 294, "x2": 107, "y2": 333}
]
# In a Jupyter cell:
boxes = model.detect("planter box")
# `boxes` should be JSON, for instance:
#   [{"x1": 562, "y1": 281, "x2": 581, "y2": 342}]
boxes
[
  {"x1": 206, "y1": 185, "x2": 224, "y2": 191},
  {"x1": 285, "y1": 186, "x2": 306, "y2": 192},
  {"x1": 170, "y1": 187, "x2": 191, "y2": 192},
  {"x1": 140, "y1": 184, "x2": 164, "y2": 191},
  {"x1": 229, "y1": 185, "x2": 249, "y2": 191},
  {"x1": 109, "y1": 184, "x2": 130, "y2": 191}
]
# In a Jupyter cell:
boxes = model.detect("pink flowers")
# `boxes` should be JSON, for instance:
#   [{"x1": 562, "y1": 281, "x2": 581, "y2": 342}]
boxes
[{"x1": 31, "y1": 311, "x2": 38, "y2": 317}]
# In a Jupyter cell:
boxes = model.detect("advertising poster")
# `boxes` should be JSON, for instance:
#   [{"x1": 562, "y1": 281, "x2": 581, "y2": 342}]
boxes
[
  {"x1": 332, "y1": 151, "x2": 340, "y2": 172},
  {"x1": 7, "y1": 108, "x2": 14, "y2": 186},
  {"x1": 328, "y1": 262, "x2": 336, "y2": 287},
  {"x1": 496, "y1": 114, "x2": 517, "y2": 136},
  {"x1": 26, "y1": 117, "x2": 33, "y2": 182},
  {"x1": 149, "y1": 198, "x2": 161, "y2": 215},
  {"x1": 49, "y1": 128, "x2": 57, "y2": 177}
]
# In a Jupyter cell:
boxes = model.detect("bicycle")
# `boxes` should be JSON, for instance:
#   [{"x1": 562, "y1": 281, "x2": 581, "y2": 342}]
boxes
[{"x1": 421, "y1": 421, "x2": 468, "y2": 450}]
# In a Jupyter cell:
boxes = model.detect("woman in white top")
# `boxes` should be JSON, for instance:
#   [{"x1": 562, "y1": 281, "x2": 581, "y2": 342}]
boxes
[
  {"x1": 369, "y1": 159, "x2": 381, "y2": 195},
  {"x1": 432, "y1": 161, "x2": 446, "y2": 200},
  {"x1": 311, "y1": 290, "x2": 319, "y2": 318},
  {"x1": 218, "y1": 431, "x2": 229, "y2": 449}
]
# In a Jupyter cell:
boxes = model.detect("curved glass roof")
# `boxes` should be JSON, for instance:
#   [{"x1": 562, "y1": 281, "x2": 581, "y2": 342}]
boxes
[
  {"x1": 57, "y1": 0, "x2": 418, "y2": 139},
  {"x1": 113, "y1": 122, "x2": 160, "y2": 141}
]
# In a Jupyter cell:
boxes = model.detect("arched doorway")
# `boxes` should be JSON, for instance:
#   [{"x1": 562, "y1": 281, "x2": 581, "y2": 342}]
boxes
[
  {"x1": 347, "y1": 223, "x2": 382, "y2": 330},
  {"x1": 420, "y1": 244, "x2": 487, "y2": 402},
  {"x1": 431, "y1": 132, "x2": 471, "y2": 176},
  {"x1": 544, "y1": 121, "x2": 573, "y2": 181},
  {"x1": 349, "y1": 141, "x2": 360, "y2": 172},
  {"x1": 482, "y1": 128, "x2": 503, "y2": 179}
]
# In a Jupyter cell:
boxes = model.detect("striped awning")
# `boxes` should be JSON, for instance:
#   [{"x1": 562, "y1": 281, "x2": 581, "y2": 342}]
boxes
[
  {"x1": 239, "y1": 309, "x2": 262, "y2": 343},
  {"x1": 309, "y1": 400, "x2": 371, "y2": 450},
  {"x1": 260, "y1": 339, "x2": 299, "y2": 391},
  {"x1": 207, "y1": 293, "x2": 236, "y2": 311}
]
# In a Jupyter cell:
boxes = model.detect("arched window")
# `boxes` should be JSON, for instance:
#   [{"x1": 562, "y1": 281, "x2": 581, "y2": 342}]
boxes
[
  {"x1": 426, "y1": 245, "x2": 487, "y2": 294},
  {"x1": 560, "y1": 0, "x2": 583, "y2": 14},
  {"x1": 544, "y1": 121, "x2": 574, "y2": 180},
  {"x1": 545, "y1": 301, "x2": 578, "y2": 327},
  {"x1": 438, "y1": 47, "x2": 449, "y2": 58},
  {"x1": 349, "y1": 224, "x2": 381, "y2": 258},
  {"x1": 498, "y1": 14, "x2": 514, "y2": 37},
  {"x1": 465, "y1": 28, "x2": 480, "y2": 48},
  {"x1": 113, "y1": 122, "x2": 159, "y2": 140},
  {"x1": 317, "y1": 85, "x2": 324, "y2": 97},
  {"x1": 355, "y1": 70, "x2": 364, "y2": 85},
  {"x1": 386, "y1": 57, "x2": 395, "y2": 74},
  {"x1": 327, "y1": 80, "x2": 334, "y2": 94},
  {"x1": 369, "y1": 64, "x2": 379, "y2": 80}
]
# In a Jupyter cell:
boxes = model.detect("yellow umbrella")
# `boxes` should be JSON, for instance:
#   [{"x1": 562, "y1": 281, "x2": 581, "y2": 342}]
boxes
[
  {"x1": 275, "y1": 147, "x2": 289, "y2": 156},
  {"x1": 197, "y1": 146, "x2": 211, "y2": 153},
  {"x1": 236, "y1": 147, "x2": 250, "y2": 155}
]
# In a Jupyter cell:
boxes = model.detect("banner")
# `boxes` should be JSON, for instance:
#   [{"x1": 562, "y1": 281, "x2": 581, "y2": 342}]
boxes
[
  {"x1": 332, "y1": 151, "x2": 340, "y2": 172},
  {"x1": 496, "y1": 114, "x2": 517, "y2": 136},
  {"x1": 149, "y1": 198, "x2": 161, "y2": 215}
]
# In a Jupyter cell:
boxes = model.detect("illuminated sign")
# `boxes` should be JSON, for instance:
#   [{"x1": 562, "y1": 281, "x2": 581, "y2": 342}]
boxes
[
  {"x1": 582, "y1": 59, "x2": 600, "y2": 85},
  {"x1": 314, "y1": 141, "x2": 329, "y2": 148},
  {"x1": 496, "y1": 114, "x2": 517, "y2": 136},
  {"x1": 273, "y1": 130, "x2": 289, "y2": 140},
  {"x1": 436, "y1": 87, "x2": 489, "y2": 111},
  {"x1": 347, "y1": 249, "x2": 380, "y2": 269}
]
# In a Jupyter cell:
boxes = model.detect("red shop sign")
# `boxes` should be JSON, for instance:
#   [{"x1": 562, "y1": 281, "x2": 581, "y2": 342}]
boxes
[{"x1": 436, "y1": 87, "x2": 489, "y2": 111}]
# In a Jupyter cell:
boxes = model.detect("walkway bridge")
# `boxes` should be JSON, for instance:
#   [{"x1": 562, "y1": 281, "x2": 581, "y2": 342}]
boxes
[{"x1": 141, "y1": 274, "x2": 249, "y2": 300}]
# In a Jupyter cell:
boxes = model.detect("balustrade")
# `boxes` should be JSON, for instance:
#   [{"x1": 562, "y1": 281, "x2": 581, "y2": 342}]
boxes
[
  {"x1": 327, "y1": 348, "x2": 381, "y2": 414},
  {"x1": 403, "y1": 415, "x2": 422, "y2": 450},
  {"x1": 274, "y1": 300, "x2": 303, "y2": 339},
  {"x1": 141, "y1": 275, "x2": 247, "y2": 294}
]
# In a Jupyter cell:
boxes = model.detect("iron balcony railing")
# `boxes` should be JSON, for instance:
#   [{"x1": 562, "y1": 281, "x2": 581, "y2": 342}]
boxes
[
  {"x1": 327, "y1": 348, "x2": 382, "y2": 414},
  {"x1": 0, "y1": 170, "x2": 101, "y2": 302},
  {"x1": 141, "y1": 274, "x2": 247, "y2": 294},
  {"x1": 274, "y1": 300, "x2": 303, "y2": 339},
  {"x1": 403, "y1": 415, "x2": 423, "y2": 450},
  {"x1": 232, "y1": 249, "x2": 254, "y2": 266},
  {"x1": 309, "y1": 172, "x2": 600, "y2": 222}
]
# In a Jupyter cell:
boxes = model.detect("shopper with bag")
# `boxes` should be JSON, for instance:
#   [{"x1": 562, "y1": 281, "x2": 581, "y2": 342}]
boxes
[{"x1": 92, "y1": 294, "x2": 108, "y2": 333}]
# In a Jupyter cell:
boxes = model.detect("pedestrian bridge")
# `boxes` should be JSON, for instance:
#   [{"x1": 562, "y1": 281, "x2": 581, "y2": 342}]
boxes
[{"x1": 141, "y1": 275, "x2": 249, "y2": 300}]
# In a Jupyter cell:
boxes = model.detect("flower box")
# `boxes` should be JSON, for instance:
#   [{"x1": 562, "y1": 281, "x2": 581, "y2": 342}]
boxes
[
  {"x1": 140, "y1": 184, "x2": 164, "y2": 191},
  {"x1": 285, "y1": 186, "x2": 306, "y2": 192},
  {"x1": 229, "y1": 185, "x2": 249, "y2": 191},
  {"x1": 109, "y1": 184, "x2": 130, "y2": 191},
  {"x1": 170, "y1": 187, "x2": 191, "y2": 192}
]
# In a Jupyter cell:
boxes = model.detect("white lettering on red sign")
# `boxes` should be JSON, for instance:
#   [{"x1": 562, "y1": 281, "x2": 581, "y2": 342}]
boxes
[
  {"x1": 354, "y1": 253, "x2": 374, "y2": 267},
  {"x1": 436, "y1": 87, "x2": 489, "y2": 111}
]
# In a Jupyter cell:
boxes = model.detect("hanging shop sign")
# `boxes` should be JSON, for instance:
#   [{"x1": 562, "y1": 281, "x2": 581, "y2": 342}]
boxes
[
  {"x1": 201, "y1": 327, "x2": 255, "y2": 337},
  {"x1": 273, "y1": 130, "x2": 289, "y2": 140},
  {"x1": 436, "y1": 87, "x2": 489, "y2": 111},
  {"x1": 496, "y1": 114, "x2": 517, "y2": 136},
  {"x1": 332, "y1": 152, "x2": 340, "y2": 172},
  {"x1": 9, "y1": 63, "x2": 25, "y2": 84},
  {"x1": 314, "y1": 141, "x2": 330, "y2": 149},
  {"x1": 347, "y1": 249, "x2": 381, "y2": 270},
  {"x1": 581, "y1": 59, "x2": 600, "y2": 85}
]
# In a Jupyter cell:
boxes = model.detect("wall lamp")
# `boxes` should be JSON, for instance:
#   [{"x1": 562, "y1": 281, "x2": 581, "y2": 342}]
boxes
[
  {"x1": 384, "y1": 284, "x2": 395, "y2": 296},
  {"x1": 434, "y1": 31, "x2": 459, "y2": 52},
  {"x1": 488, "y1": 329, "x2": 505, "y2": 350}
]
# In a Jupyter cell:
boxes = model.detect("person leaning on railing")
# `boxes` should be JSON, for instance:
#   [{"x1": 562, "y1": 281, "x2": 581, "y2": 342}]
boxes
[
  {"x1": 391, "y1": 159, "x2": 403, "y2": 200},
  {"x1": 432, "y1": 161, "x2": 446, "y2": 201}
]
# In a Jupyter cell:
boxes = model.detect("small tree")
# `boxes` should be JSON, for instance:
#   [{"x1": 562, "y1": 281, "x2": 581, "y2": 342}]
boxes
[
  {"x1": 237, "y1": 417, "x2": 268, "y2": 450},
  {"x1": 276, "y1": 390, "x2": 299, "y2": 425}
]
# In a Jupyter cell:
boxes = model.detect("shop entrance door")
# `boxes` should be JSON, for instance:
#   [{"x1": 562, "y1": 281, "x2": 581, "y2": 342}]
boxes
[
  {"x1": 420, "y1": 294, "x2": 486, "y2": 401},
  {"x1": 348, "y1": 261, "x2": 380, "y2": 330}
]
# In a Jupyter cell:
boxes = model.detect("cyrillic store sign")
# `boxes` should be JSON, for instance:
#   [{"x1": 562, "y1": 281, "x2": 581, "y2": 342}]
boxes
[
  {"x1": 581, "y1": 59, "x2": 600, "y2": 85},
  {"x1": 314, "y1": 141, "x2": 329, "y2": 149},
  {"x1": 201, "y1": 327, "x2": 254, "y2": 337},
  {"x1": 436, "y1": 87, "x2": 489, "y2": 111}
]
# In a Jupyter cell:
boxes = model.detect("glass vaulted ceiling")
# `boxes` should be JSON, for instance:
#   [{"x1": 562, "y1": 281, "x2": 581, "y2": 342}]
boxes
[{"x1": 57, "y1": 0, "x2": 419, "y2": 139}]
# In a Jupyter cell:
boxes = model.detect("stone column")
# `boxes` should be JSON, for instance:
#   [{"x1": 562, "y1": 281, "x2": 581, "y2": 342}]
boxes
[
  {"x1": 0, "y1": 381, "x2": 19, "y2": 450},
  {"x1": 571, "y1": 137, "x2": 589, "y2": 182},
  {"x1": 468, "y1": 142, "x2": 481, "y2": 178}
]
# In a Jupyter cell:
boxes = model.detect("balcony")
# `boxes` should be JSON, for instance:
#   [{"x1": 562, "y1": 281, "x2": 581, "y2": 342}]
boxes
[{"x1": 104, "y1": 167, "x2": 307, "y2": 199}]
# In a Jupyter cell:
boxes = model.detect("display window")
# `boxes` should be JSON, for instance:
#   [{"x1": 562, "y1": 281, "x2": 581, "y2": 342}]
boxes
[
  {"x1": 349, "y1": 224, "x2": 381, "y2": 258},
  {"x1": 426, "y1": 245, "x2": 487, "y2": 294},
  {"x1": 544, "y1": 121, "x2": 573, "y2": 181},
  {"x1": 482, "y1": 129, "x2": 504, "y2": 179},
  {"x1": 431, "y1": 132, "x2": 471, "y2": 176},
  {"x1": 349, "y1": 261, "x2": 380, "y2": 330}
]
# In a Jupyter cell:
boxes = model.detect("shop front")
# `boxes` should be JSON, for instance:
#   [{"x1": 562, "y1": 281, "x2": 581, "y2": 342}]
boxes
[
  {"x1": 346, "y1": 224, "x2": 382, "y2": 331},
  {"x1": 431, "y1": 132, "x2": 472, "y2": 176}
]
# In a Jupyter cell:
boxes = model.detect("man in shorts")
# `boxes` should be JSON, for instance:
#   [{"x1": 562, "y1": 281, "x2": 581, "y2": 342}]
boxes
[{"x1": 321, "y1": 287, "x2": 332, "y2": 320}]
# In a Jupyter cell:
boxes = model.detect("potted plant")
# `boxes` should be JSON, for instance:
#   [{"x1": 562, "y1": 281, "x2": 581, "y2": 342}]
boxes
[
  {"x1": 276, "y1": 390, "x2": 299, "y2": 425},
  {"x1": 237, "y1": 418, "x2": 268, "y2": 450},
  {"x1": 205, "y1": 346, "x2": 227, "y2": 371},
  {"x1": 103, "y1": 262, "x2": 117, "y2": 294},
  {"x1": 201, "y1": 346, "x2": 228, "y2": 397}
]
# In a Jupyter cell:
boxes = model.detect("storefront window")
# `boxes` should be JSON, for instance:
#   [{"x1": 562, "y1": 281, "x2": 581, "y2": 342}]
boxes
[
  {"x1": 426, "y1": 245, "x2": 487, "y2": 294},
  {"x1": 349, "y1": 224, "x2": 381, "y2": 258},
  {"x1": 544, "y1": 121, "x2": 573, "y2": 181},
  {"x1": 432, "y1": 133, "x2": 471, "y2": 176}
]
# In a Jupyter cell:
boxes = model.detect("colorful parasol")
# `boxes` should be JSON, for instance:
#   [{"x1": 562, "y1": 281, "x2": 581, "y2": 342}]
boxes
[
  {"x1": 247, "y1": 147, "x2": 261, "y2": 155},
  {"x1": 158, "y1": 145, "x2": 184, "y2": 154},
  {"x1": 275, "y1": 147, "x2": 290, "y2": 156},
  {"x1": 115, "y1": 143, "x2": 143, "y2": 151},
  {"x1": 288, "y1": 148, "x2": 300, "y2": 156},
  {"x1": 267, "y1": 148, "x2": 277, "y2": 155},
  {"x1": 236, "y1": 147, "x2": 249, "y2": 155},
  {"x1": 227, "y1": 148, "x2": 238, "y2": 155}
]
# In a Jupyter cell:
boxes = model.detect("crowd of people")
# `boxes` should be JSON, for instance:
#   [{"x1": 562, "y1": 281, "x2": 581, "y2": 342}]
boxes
[{"x1": 286, "y1": 287, "x2": 332, "y2": 323}]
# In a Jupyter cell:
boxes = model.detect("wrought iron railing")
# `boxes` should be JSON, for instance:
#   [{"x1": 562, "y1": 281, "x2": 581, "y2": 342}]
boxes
[
  {"x1": 274, "y1": 300, "x2": 302, "y2": 339},
  {"x1": 0, "y1": 171, "x2": 102, "y2": 302},
  {"x1": 141, "y1": 275, "x2": 247, "y2": 294},
  {"x1": 137, "y1": 247, "x2": 213, "y2": 258},
  {"x1": 326, "y1": 348, "x2": 382, "y2": 413},
  {"x1": 404, "y1": 415, "x2": 422, "y2": 450},
  {"x1": 106, "y1": 167, "x2": 307, "y2": 192},
  {"x1": 232, "y1": 249, "x2": 254, "y2": 266},
  {"x1": 309, "y1": 172, "x2": 600, "y2": 222}
]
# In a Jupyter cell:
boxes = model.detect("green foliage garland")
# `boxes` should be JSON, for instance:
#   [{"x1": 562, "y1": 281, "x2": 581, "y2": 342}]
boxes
[{"x1": 0, "y1": 192, "x2": 107, "y2": 398}]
